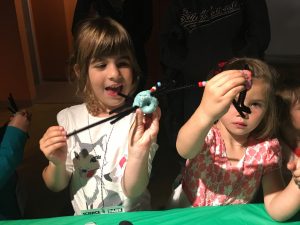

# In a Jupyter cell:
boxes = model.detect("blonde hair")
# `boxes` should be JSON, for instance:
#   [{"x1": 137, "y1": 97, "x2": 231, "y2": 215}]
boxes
[
  {"x1": 222, "y1": 57, "x2": 279, "y2": 139},
  {"x1": 69, "y1": 17, "x2": 141, "y2": 115}
]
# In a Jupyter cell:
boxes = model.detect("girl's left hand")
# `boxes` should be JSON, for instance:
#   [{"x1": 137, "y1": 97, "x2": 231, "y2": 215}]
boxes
[
  {"x1": 287, "y1": 157, "x2": 300, "y2": 188},
  {"x1": 128, "y1": 107, "x2": 161, "y2": 159}
]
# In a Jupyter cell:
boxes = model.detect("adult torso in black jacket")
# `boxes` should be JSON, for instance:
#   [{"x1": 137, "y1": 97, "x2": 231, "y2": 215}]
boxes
[{"x1": 160, "y1": 0, "x2": 271, "y2": 83}]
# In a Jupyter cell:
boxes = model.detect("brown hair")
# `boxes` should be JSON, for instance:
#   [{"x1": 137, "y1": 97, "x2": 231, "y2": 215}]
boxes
[
  {"x1": 276, "y1": 76, "x2": 300, "y2": 147},
  {"x1": 69, "y1": 17, "x2": 141, "y2": 115},
  {"x1": 276, "y1": 77, "x2": 300, "y2": 109},
  {"x1": 222, "y1": 57, "x2": 279, "y2": 139}
]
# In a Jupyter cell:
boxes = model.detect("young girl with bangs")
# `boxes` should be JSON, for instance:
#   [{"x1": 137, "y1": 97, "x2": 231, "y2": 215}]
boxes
[
  {"x1": 39, "y1": 17, "x2": 161, "y2": 215},
  {"x1": 170, "y1": 58, "x2": 300, "y2": 221}
]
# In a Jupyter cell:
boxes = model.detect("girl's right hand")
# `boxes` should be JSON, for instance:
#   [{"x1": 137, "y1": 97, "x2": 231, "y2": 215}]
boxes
[
  {"x1": 8, "y1": 110, "x2": 31, "y2": 132},
  {"x1": 199, "y1": 70, "x2": 250, "y2": 122},
  {"x1": 39, "y1": 126, "x2": 68, "y2": 166}
]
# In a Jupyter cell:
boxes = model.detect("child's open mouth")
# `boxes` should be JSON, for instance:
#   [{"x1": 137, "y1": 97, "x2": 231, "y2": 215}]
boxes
[{"x1": 105, "y1": 85, "x2": 123, "y2": 96}]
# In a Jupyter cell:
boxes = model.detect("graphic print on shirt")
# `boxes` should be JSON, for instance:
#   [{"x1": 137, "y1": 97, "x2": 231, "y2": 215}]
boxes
[
  {"x1": 72, "y1": 133, "x2": 125, "y2": 209},
  {"x1": 180, "y1": 0, "x2": 243, "y2": 33}
]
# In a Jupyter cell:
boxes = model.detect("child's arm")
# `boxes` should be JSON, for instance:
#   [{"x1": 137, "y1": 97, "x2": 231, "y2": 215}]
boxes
[
  {"x1": 122, "y1": 107, "x2": 161, "y2": 198},
  {"x1": 176, "y1": 70, "x2": 249, "y2": 159},
  {"x1": 0, "y1": 111, "x2": 30, "y2": 188},
  {"x1": 263, "y1": 159, "x2": 300, "y2": 221},
  {"x1": 40, "y1": 126, "x2": 71, "y2": 192}
]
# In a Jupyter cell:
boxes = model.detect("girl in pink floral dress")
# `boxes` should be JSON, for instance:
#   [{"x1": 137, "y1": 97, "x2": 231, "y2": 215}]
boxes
[{"x1": 170, "y1": 58, "x2": 300, "y2": 221}]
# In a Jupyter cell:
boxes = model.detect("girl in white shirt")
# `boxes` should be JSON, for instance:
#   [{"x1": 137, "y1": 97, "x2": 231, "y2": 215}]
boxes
[{"x1": 40, "y1": 17, "x2": 160, "y2": 215}]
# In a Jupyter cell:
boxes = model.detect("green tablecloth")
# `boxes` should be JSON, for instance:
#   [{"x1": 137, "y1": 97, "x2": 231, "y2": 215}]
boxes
[{"x1": 1, "y1": 204, "x2": 299, "y2": 225}]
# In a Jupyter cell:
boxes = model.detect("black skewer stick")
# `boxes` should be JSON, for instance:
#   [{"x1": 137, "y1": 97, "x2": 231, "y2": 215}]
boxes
[
  {"x1": 66, "y1": 117, "x2": 113, "y2": 137},
  {"x1": 155, "y1": 82, "x2": 250, "y2": 118},
  {"x1": 110, "y1": 106, "x2": 138, "y2": 124},
  {"x1": 109, "y1": 83, "x2": 199, "y2": 122},
  {"x1": 8, "y1": 93, "x2": 19, "y2": 113},
  {"x1": 67, "y1": 110, "x2": 127, "y2": 137},
  {"x1": 8, "y1": 106, "x2": 17, "y2": 114},
  {"x1": 109, "y1": 103, "x2": 131, "y2": 115},
  {"x1": 153, "y1": 84, "x2": 197, "y2": 97},
  {"x1": 117, "y1": 92, "x2": 131, "y2": 100},
  {"x1": 110, "y1": 80, "x2": 177, "y2": 116},
  {"x1": 67, "y1": 106, "x2": 139, "y2": 137},
  {"x1": 67, "y1": 105, "x2": 139, "y2": 137},
  {"x1": 109, "y1": 93, "x2": 133, "y2": 114},
  {"x1": 153, "y1": 80, "x2": 176, "y2": 94},
  {"x1": 67, "y1": 73, "x2": 252, "y2": 137}
]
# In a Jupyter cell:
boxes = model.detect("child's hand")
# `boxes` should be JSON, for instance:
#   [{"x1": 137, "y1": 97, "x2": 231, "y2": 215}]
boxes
[
  {"x1": 39, "y1": 126, "x2": 68, "y2": 166},
  {"x1": 8, "y1": 110, "x2": 31, "y2": 132},
  {"x1": 128, "y1": 107, "x2": 161, "y2": 159},
  {"x1": 287, "y1": 157, "x2": 300, "y2": 188},
  {"x1": 199, "y1": 70, "x2": 251, "y2": 122}
]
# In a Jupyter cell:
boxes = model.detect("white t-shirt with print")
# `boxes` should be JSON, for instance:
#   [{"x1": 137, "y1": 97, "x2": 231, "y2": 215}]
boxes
[{"x1": 57, "y1": 104, "x2": 158, "y2": 215}]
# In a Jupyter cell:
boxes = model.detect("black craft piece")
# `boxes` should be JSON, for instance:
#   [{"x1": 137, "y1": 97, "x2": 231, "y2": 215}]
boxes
[
  {"x1": 8, "y1": 93, "x2": 19, "y2": 114},
  {"x1": 1, "y1": 93, "x2": 19, "y2": 142},
  {"x1": 231, "y1": 64, "x2": 251, "y2": 118}
]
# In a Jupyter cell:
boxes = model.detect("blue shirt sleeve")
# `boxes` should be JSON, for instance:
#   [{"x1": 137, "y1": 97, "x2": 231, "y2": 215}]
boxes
[{"x1": 0, "y1": 126, "x2": 27, "y2": 188}]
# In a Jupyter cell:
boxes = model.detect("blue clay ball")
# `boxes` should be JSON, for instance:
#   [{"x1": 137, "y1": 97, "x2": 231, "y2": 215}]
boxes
[{"x1": 133, "y1": 90, "x2": 158, "y2": 114}]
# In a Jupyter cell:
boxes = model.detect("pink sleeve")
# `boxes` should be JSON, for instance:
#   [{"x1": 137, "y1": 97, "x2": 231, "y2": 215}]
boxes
[{"x1": 263, "y1": 139, "x2": 282, "y2": 175}]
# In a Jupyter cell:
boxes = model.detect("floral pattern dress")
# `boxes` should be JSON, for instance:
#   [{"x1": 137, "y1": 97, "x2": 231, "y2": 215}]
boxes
[{"x1": 182, "y1": 126, "x2": 281, "y2": 206}]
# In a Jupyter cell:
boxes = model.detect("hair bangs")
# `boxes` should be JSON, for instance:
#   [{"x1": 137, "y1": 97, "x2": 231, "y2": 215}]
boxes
[{"x1": 89, "y1": 19, "x2": 133, "y2": 61}]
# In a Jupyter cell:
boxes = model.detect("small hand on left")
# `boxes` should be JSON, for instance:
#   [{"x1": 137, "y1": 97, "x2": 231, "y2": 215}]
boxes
[
  {"x1": 8, "y1": 109, "x2": 31, "y2": 132},
  {"x1": 128, "y1": 107, "x2": 161, "y2": 158}
]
